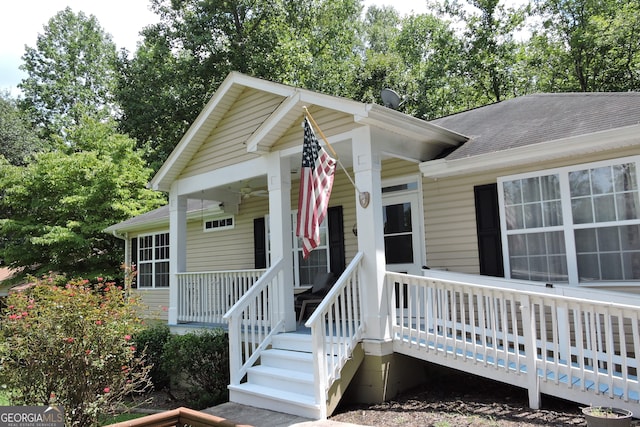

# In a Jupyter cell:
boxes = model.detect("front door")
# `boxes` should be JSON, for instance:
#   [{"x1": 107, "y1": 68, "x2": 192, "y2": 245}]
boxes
[{"x1": 382, "y1": 189, "x2": 423, "y2": 275}]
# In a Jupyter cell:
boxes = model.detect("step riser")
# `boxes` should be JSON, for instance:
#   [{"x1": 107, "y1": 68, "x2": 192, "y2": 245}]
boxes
[
  {"x1": 261, "y1": 353, "x2": 313, "y2": 372},
  {"x1": 271, "y1": 336, "x2": 313, "y2": 353},
  {"x1": 247, "y1": 369, "x2": 314, "y2": 396}
]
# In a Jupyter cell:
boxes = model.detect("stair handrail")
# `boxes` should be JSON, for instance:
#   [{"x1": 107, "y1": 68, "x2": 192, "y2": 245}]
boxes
[
  {"x1": 305, "y1": 252, "x2": 365, "y2": 418},
  {"x1": 223, "y1": 257, "x2": 285, "y2": 385}
]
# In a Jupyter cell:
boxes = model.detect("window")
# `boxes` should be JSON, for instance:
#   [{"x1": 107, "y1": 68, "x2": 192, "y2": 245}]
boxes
[
  {"x1": 266, "y1": 214, "x2": 330, "y2": 287},
  {"x1": 204, "y1": 215, "x2": 234, "y2": 232},
  {"x1": 499, "y1": 156, "x2": 640, "y2": 284},
  {"x1": 137, "y1": 232, "x2": 170, "y2": 288},
  {"x1": 292, "y1": 214, "x2": 330, "y2": 286}
]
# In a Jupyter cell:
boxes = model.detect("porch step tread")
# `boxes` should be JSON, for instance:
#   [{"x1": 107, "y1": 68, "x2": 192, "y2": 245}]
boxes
[{"x1": 229, "y1": 382, "x2": 318, "y2": 407}]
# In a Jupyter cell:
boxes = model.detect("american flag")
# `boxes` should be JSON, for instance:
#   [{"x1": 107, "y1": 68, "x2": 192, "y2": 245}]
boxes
[{"x1": 296, "y1": 117, "x2": 336, "y2": 259}]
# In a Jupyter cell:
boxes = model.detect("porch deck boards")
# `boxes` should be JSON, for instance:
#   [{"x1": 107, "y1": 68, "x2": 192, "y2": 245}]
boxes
[{"x1": 395, "y1": 332, "x2": 639, "y2": 401}]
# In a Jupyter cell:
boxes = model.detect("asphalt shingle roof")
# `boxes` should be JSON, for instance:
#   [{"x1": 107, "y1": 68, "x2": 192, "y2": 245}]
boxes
[{"x1": 430, "y1": 93, "x2": 640, "y2": 160}]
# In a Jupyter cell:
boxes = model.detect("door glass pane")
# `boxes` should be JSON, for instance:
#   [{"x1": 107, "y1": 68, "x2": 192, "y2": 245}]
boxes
[
  {"x1": 384, "y1": 235, "x2": 413, "y2": 264},
  {"x1": 383, "y1": 202, "x2": 414, "y2": 265},
  {"x1": 384, "y1": 203, "x2": 412, "y2": 233}
]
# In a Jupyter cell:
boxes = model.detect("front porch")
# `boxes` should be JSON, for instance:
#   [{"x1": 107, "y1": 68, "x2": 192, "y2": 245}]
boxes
[{"x1": 170, "y1": 263, "x2": 640, "y2": 419}]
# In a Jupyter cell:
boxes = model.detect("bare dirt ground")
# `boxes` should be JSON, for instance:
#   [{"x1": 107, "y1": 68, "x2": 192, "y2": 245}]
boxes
[
  {"x1": 134, "y1": 365, "x2": 636, "y2": 426},
  {"x1": 329, "y1": 366, "x2": 590, "y2": 427}
]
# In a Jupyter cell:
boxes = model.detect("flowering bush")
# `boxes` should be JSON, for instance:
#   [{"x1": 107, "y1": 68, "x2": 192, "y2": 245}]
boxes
[{"x1": 0, "y1": 276, "x2": 152, "y2": 426}]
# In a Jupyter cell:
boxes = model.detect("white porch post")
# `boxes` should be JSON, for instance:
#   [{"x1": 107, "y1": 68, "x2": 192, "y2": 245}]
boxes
[
  {"x1": 267, "y1": 152, "x2": 296, "y2": 331},
  {"x1": 168, "y1": 192, "x2": 187, "y2": 325},
  {"x1": 352, "y1": 126, "x2": 390, "y2": 342}
]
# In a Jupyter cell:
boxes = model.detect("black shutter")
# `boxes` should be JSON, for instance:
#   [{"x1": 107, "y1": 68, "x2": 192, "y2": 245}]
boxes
[
  {"x1": 253, "y1": 217, "x2": 267, "y2": 269},
  {"x1": 327, "y1": 206, "x2": 345, "y2": 275},
  {"x1": 130, "y1": 237, "x2": 138, "y2": 289},
  {"x1": 474, "y1": 183, "x2": 504, "y2": 277}
]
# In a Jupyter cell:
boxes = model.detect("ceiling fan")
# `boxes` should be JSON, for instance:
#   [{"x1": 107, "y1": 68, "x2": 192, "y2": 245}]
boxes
[{"x1": 236, "y1": 182, "x2": 268, "y2": 199}]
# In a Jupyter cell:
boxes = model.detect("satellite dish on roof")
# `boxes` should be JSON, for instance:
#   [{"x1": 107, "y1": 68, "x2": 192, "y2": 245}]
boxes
[{"x1": 381, "y1": 88, "x2": 402, "y2": 109}]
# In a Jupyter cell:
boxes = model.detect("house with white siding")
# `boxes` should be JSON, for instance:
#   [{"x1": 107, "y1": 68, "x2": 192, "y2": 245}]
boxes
[{"x1": 106, "y1": 73, "x2": 640, "y2": 419}]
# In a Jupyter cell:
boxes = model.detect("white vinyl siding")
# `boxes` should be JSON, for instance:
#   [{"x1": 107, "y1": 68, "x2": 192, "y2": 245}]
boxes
[
  {"x1": 179, "y1": 89, "x2": 279, "y2": 177},
  {"x1": 422, "y1": 146, "x2": 640, "y2": 276},
  {"x1": 134, "y1": 289, "x2": 169, "y2": 320}
]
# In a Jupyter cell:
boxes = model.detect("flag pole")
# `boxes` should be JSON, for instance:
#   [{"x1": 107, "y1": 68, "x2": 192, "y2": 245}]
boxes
[{"x1": 303, "y1": 106, "x2": 370, "y2": 208}]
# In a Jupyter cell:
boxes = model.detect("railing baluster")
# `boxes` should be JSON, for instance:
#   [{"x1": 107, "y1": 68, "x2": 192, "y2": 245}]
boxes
[{"x1": 386, "y1": 271, "x2": 639, "y2": 412}]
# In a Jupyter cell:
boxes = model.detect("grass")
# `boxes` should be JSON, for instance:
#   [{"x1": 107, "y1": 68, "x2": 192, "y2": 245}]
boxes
[{"x1": 0, "y1": 390, "x2": 10, "y2": 405}]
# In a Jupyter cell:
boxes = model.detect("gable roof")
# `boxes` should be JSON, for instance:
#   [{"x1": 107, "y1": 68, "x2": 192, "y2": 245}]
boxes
[
  {"x1": 422, "y1": 92, "x2": 640, "y2": 178},
  {"x1": 149, "y1": 72, "x2": 466, "y2": 192}
]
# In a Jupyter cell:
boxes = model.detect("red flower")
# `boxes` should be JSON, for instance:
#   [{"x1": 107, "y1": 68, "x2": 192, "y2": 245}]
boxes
[
  {"x1": 103, "y1": 387, "x2": 110, "y2": 393},
  {"x1": 95, "y1": 320, "x2": 102, "y2": 325},
  {"x1": 65, "y1": 337, "x2": 74, "y2": 343},
  {"x1": 124, "y1": 334, "x2": 131, "y2": 341}
]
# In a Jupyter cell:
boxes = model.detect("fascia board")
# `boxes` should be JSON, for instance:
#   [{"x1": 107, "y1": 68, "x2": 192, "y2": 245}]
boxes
[
  {"x1": 357, "y1": 105, "x2": 466, "y2": 146},
  {"x1": 420, "y1": 124, "x2": 640, "y2": 179}
]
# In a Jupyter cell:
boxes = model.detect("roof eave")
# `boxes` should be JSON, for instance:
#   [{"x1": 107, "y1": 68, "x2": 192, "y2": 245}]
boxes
[
  {"x1": 358, "y1": 105, "x2": 467, "y2": 146},
  {"x1": 420, "y1": 124, "x2": 640, "y2": 179}
]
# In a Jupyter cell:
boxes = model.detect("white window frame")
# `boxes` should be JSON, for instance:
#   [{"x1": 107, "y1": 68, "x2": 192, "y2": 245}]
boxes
[
  {"x1": 498, "y1": 155, "x2": 640, "y2": 285},
  {"x1": 136, "y1": 231, "x2": 170, "y2": 289},
  {"x1": 203, "y1": 215, "x2": 234, "y2": 232}
]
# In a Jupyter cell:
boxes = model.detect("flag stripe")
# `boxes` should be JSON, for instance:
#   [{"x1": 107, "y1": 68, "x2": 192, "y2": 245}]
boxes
[{"x1": 296, "y1": 117, "x2": 336, "y2": 259}]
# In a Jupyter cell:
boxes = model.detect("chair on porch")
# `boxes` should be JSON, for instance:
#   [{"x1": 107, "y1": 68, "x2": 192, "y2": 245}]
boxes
[{"x1": 295, "y1": 271, "x2": 336, "y2": 324}]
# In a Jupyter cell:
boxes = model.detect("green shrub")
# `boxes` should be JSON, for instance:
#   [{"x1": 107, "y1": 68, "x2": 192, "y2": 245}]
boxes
[
  {"x1": 134, "y1": 323, "x2": 171, "y2": 390},
  {"x1": 0, "y1": 277, "x2": 152, "y2": 427},
  {"x1": 162, "y1": 329, "x2": 229, "y2": 409}
]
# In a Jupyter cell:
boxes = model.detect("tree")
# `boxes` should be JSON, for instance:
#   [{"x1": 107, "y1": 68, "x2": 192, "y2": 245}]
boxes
[
  {"x1": 19, "y1": 7, "x2": 119, "y2": 139},
  {"x1": 531, "y1": 0, "x2": 640, "y2": 92},
  {"x1": 395, "y1": 13, "x2": 471, "y2": 119},
  {"x1": 437, "y1": 0, "x2": 529, "y2": 104},
  {"x1": 0, "y1": 118, "x2": 165, "y2": 279},
  {"x1": 117, "y1": 0, "x2": 363, "y2": 170},
  {"x1": 0, "y1": 92, "x2": 46, "y2": 165}
]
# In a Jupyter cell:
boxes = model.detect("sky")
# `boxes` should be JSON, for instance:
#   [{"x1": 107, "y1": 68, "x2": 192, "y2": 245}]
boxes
[{"x1": 0, "y1": 1, "x2": 431, "y2": 96}]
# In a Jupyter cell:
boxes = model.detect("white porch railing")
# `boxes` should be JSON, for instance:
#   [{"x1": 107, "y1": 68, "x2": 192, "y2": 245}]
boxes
[
  {"x1": 387, "y1": 271, "x2": 640, "y2": 414},
  {"x1": 305, "y1": 252, "x2": 365, "y2": 419},
  {"x1": 176, "y1": 269, "x2": 265, "y2": 324},
  {"x1": 223, "y1": 258, "x2": 285, "y2": 385}
]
